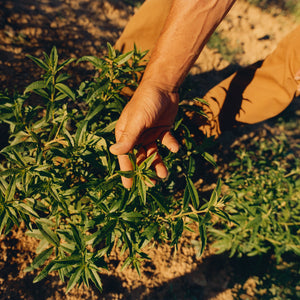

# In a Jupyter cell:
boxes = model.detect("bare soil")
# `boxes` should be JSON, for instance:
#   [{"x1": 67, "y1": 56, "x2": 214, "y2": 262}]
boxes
[{"x1": 0, "y1": 1, "x2": 299, "y2": 299}]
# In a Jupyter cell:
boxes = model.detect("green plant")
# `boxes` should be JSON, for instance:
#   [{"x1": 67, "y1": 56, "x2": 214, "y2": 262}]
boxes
[
  {"x1": 210, "y1": 133, "x2": 300, "y2": 260},
  {"x1": 0, "y1": 45, "x2": 229, "y2": 293},
  {"x1": 206, "y1": 116, "x2": 300, "y2": 299}
]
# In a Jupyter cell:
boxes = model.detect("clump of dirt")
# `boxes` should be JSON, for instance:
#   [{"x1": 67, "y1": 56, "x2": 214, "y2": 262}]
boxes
[{"x1": 0, "y1": 1, "x2": 299, "y2": 299}]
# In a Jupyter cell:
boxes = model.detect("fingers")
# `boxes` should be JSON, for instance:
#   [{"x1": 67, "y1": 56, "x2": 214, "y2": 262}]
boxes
[
  {"x1": 118, "y1": 154, "x2": 134, "y2": 189},
  {"x1": 136, "y1": 147, "x2": 147, "y2": 165},
  {"x1": 117, "y1": 143, "x2": 169, "y2": 189},
  {"x1": 161, "y1": 131, "x2": 180, "y2": 153},
  {"x1": 110, "y1": 134, "x2": 134, "y2": 156},
  {"x1": 109, "y1": 108, "x2": 144, "y2": 156},
  {"x1": 112, "y1": 126, "x2": 178, "y2": 188},
  {"x1": 145, "y1": 143, "x2": 168, "y2": 179}
]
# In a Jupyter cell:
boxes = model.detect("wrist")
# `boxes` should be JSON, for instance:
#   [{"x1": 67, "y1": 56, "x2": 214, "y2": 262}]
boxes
[{"x1": 139, "y1": 76, "x2": 179, "y2": 94}]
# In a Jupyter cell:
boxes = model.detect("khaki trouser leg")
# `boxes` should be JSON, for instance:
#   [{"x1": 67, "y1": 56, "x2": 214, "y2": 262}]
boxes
[
  {"x1": 115, "y1": 2, "x2": 300, "y2": 138},
  {"x1": 200, "y1": 25, "x2": 300, "y2": 137},
  {"x1": 114, "y1": 0, "x2": 173, "y2": 57}
]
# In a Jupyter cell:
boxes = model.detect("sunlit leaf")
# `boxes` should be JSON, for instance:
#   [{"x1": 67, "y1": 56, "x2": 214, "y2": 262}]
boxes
[
  {"x1": 55, "y1": 83, "x2": 75, "y2": 101},
  {"x1": 107, "y1": 42, "x2": 116, "y2": 59},
  {"x1": 89, "y1": 266, "x2": 103, "y2": 292},
  {"x1": 33, "y1": 261, "x2": 55, "y2": 283},
  {"x1": 26, "y1": 54, "x2": 48, "y2": 70},
  {"x1": 24, "y1": 81, "x2": 46, "y2": 94},
  {"x1": 24, "y1": 247, "x2": 53, "y2": 272},
  {"x1": 186, "y1": 176, "x2": 199, "y2": 209},
  {"x1": 36, "y1": 222, "x2": 60, "y2": 247},
  {"x1": 66, "y1": 266, "x2": 83, "y2": 294},
  {"x1": 115, "y1": 51, "x2": 133, "y2": 65}
]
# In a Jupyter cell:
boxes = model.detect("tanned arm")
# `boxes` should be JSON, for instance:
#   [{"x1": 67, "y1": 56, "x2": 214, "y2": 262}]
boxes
[
  {"x1": 110, "y1": 0, "x2": 236, "y2": 188},
  {"x1": 143, "y1": 0, "x2": 236, "y2": 90}
]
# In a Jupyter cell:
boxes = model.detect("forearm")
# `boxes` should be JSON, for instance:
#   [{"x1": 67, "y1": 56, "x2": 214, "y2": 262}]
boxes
[{"x1": 142, "y1": 0, "x2": 236, "y2": 91}]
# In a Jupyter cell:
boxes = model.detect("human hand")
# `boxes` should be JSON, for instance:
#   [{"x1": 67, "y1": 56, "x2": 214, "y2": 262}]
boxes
[{"x1": 109, "y1": 81, "x2": 180, "y2": 188}]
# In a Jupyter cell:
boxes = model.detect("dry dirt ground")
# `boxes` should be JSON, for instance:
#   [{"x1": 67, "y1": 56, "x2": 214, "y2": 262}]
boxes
[{"x1": 0, "y1": 1, "x2": 299, "y2": 299}]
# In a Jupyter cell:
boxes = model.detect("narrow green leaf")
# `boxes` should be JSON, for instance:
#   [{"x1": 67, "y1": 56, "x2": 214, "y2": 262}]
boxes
[
  {"x1": 201, "y1": 152, "x2": 217, "y2": 168},
  {"x1": 24, "y1": 81, "x2": 46, "y2": 94},
  {"x1": 117, "y1": 170, "x2": 136, "y2": 178},
  {"x1": 139, "y1": 152, "x2": 157, "y2": 170},
  {"x1": 56, "y1": 73, "x2": 70, "y2": 83},
  {"x1": 24, "y1": 247, "x2": 53, "y2": 272},
  {"x1": 26, "y1": 55, "x2": 49, "y2": 71},
  {"x1": 70, "y1": 224, "x2": 84, "y2": 251},
  {"x1": 107, "y1": 42, "x2": 116, "y2": 59},
  {"x1": 25, "y1": 229, "x2": 43, "y2": 240},
  {"x1": 182, "y1": 185, "x2": 190, "y2": 209},
  {"x1": 186, "y1": 177, "x2": 199, "y2": 209},
  {"x1": 7, "y1": 206, "x2": 19, "y2": 224},
  {"x1": 121, "y1": 257, "x2": 132, "y2": 271},
  {"x1": 36, "y1": 222, "x2": 60, "y2": 247},
  {"x1": 66, "y1": 266, "x2": 83, "y2": 294},
  {"x1": 174, "y1": 118, "x2": 183, "y2": 131},
  {"x1": 133, "y1": 260, "x2": 141, "y2": 277},
  {"x1": 51, "y1": 255, "x2": 81, "y2": 271},
  {"x1": 74, "y1": 120, "x2": 88, "y2": 146},
  {"x1": 0, "y1": 168, "x2": 23, "y2": 177},
  {"x1": 149, "y1": 192, "x2": 169, "y2": 213},
  {"x1": 213, "y1": 209, "x2": 232, "y2": 223},
  {"x1": 33, "y1": 261, "x2": 55, "y2": 283},
  {"x1": 82, "y1": 266, "x2": 90, "y2": 287},
  {"x1": 137, "y1": 177, "x2": 147, "y2": 205},
  {"x1": 46, "y1": 101, "x2": 54, "y2": 122},
  {"x1": 101, "y1": 120, "x2": 117, "y2": 133},
  {"x1": 63, "y1": 128, "x2": 75, "y2": 147},
  {"x1": 85, "y1": 104, "x2": 104, "y2": 121},
  {"x1": 208, "y1": 178, "x2": 221, "y2": 209},
  {"x1": 16, "y1": 202, "x2": 40, "y2": 218},
  {"x1": 92, "y1": 219, "x2": 117, "y2": 247},
  {"x1": 12, "y1": 149, "x2": 27, "y2": 167},
  {"x1": 115, "y1": 51, "x2": 133, "y2": 65},
  {"x1": 171, "y1": 218, "x2": 184, "y2": 246},
  {"x1": 55, "y1": 83, "x2": 75, "y2": 101},
  {"x1": 57, "y1": 58, "x2": 76, "y2": 72},
  {"x1": 77, "y1": 56, "x2": 104, "y2": 68},
  {"x1": 188, "y1": 156, "x2": 196, "y2": 177},
  {"x1": 120, "y1": 211, "x2": 143, "y2": 222},
  {"x1": 0, "y1": 211, "x2": 8, "y2": 235},
  {"x1": 198, "y1": 224, "x2": 207, "y2": 256},
  {"x1": 89, "y1": 266, "x2": 103, "y2": 292},
  {"x1": 50, "y1": 46, "x2": 58, "y2": 70},
  {"x1": 5, "y1": 175, "x2": 16, "y2": 202}
]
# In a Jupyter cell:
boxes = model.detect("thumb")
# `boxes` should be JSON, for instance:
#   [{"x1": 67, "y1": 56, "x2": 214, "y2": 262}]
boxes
[
  {"x1": 110, "y1": 121, "x2": 144, "y2": 155},
  {"x1": 109, "y1": 133, "x2": 136, "y2": 155}
]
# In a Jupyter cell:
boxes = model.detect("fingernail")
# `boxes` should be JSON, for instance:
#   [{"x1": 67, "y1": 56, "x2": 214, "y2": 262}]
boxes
[{"x1": 110, "y1": 143, "x2": 121, "y2": 152}]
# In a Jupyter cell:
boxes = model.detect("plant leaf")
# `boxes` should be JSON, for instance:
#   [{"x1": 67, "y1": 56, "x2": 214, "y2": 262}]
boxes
[
  {"x1": 186, "y1": 177, "x2": 199, "y2": 209},
  {"x1": 36, "y1": 222, "x2": 60, "y2": 247},
  {"x1": 115, "y1": 51, "x2": 133, "y2": 65},
  {"x1": 26, "y1": 55, "x2": 48, "y2": 71},
  {"x1": 55, "y1": 83, "x2": 75, "y2": 101},
  {"x1": 24, "y1": 81, "x2": 46, "y2": 94},
  {"x1": 66, "y1": 266, "x2": 83, "y2": 294},
  {"x1": 24, "y1": 247, "x2": 53, "y2": 272}
]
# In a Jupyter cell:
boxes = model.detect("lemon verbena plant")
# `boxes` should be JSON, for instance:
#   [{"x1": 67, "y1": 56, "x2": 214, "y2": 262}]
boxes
[{"x1": 0, "y1": 45, "x2": 230, "y2": 293}]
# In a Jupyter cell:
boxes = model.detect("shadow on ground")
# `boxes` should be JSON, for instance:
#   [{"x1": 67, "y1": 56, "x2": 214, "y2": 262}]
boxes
[{"x1": 0, "y1": 0, "x2": 133, "y2": 92}]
